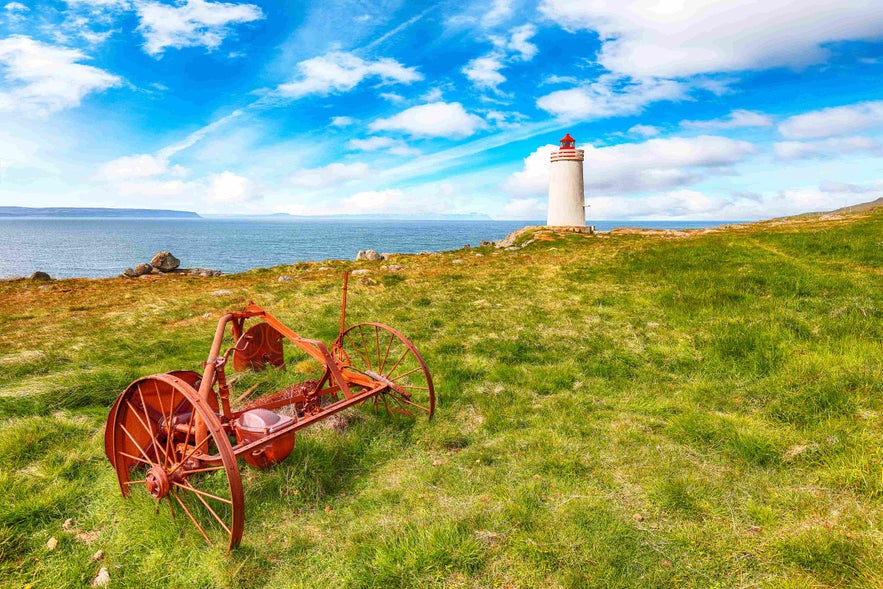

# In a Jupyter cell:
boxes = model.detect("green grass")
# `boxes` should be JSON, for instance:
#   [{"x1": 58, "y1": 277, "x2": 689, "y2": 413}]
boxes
[{"x1": 1, "y1": 210, "x2": 881, "y2": 588}]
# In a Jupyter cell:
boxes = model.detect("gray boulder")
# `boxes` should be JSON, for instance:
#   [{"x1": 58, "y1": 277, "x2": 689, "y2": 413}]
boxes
[
  {"x1": 134, "y1": 262, "x2": 153, "y2": 276},
  {"x1": 30, "y1": 271, "x2": 51, "y2": 281},
  {"x1": 121, "y1": 268, "x2": 138, "y2": 278},
  {"x1": 356, "y1": 249, "x2": 381, "y2": 261},
  {"x1": 150, "y1": 251, "x2": 180, "y2": 272}
]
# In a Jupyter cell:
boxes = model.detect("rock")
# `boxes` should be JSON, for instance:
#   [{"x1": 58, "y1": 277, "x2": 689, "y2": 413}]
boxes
[
  {"x1": 30, "y1": 271, "x2": 51, "y2": 281},
  {"x1": 464, "y1": 244, "x2": 471, "y2": 249},
  {"x1": 121, "y1": 268, "x2": 137, "y2": 278},
  {"x1": 505, "y1": 246, "x2": 520, "y2": 251},
  {"x1": 46, "y1": 537, "x2": 58, "y2": 550},
  {"x1": 452, "y1": 259, "x2": 464, "y2": 264},
  {"x1": 358, "y1": 277, "x2": 376, "y2": 286},
  {"x1": 355, "y1": 249, "x2": 381, "y2": 261},
  {"x1": 278, "y1": 275, "x2": 292, "y2": 282},
  {"x1": 351, "y1": 269, "x2": 370, "y2": 275},
  {"x1": 418, "y1": 251, "x2": 431, "y2": 255},
  {"x1": 318, "y1": 266, "x2": 331, "y2": 271},
  {"x1": 91, "y1": 566, "x2": 110, "y2": 587},
  {"x1": 211, "y1": 289, "x2": 233, "y2": 296},
  {"x1": 387, "y1": 264, "x2": 404, "y2": 272},
  {"x1": 474, "y1": 254, "x2": 484, "y2": 257},
  {"x1": 133, "y1": 262, "x2": 153, "y2": 276},
  {"x1": 150, "y1": 251, "x2": 180, "y2": 272},
  {"x1": 633, "y1": 513, "x2": 644, "y2": 522},
  {"x1": 380, "y1": 252, "x2": 392, "y2": 260},
  {"x1": 91, "y1": 549, "x2": 104, "y2": 561},
  {"x1": 480, "y1": 240, "x2": 493, "y2": 246},
  {"x1": 62, "y1": 518, "x2": 73, "y2": 530}
]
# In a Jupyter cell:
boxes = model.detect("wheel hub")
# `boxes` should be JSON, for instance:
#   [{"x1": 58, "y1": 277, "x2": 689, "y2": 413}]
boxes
[{"x1": 145, "y1": 465, "x2": 171, "y2": 499}]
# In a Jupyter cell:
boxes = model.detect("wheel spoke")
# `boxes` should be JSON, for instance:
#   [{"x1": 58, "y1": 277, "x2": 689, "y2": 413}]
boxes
[
  {"x1": 182, "y1": 465, "x2": 226, "y2": 475},
  {"x1": 171, "y1": 489, "x2": 211, "y2": 545},
  {"x1": 126, "y1": 398, "x2": 170, "y2": 467},
  {"x1": 389, "y1": 366, "x2": 423, "y2": 382},
  {"x1": 119, "y1": 423, "x2": 156, "y2": 465},
  {"x1": 386, "y1": 391, "x2": 430, "y2": 414},
  {"x1": 384, "y1": 348, "x2": 410, "y2": 379},
  {"x1": 358, "y1": 325, "x2": 374, "y2": 372},
  {"x1": 136, "y1": 384, "x2": 170, "y2": 467},
  {"x1": 118, "y1": 450, "x2": 153, "y2": 466},
  {"x1": 172, "y1": 480, "x2": 233, "y2": 505},
  {"x1": 123, "y1": 479, "x2": 147, "y2": 486},
  {"x1": 344, "y1": 333, "x2": 366, "y2": 369},
  {"x1": 175, "y1": 481, "x2": 232, "y2": 534},
  {"x1": 378, "y1": 332, "x2": 395, "y2": 374},
  {"x1": 374, "y1": 326, "x2": 381, "y2": 372}
]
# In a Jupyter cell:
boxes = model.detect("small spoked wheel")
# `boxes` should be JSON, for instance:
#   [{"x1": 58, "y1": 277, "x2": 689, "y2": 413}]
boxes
[
  {"x1": 106, "y1": 374, "x2": 244, "y2": 550},
  {"x1": 337, "y1": 322, "x2": 435, "y2": 419}
]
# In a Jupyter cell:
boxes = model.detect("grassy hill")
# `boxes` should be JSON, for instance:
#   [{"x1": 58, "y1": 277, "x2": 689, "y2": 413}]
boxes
[{"x1": 1, "y1": 209, "x2": 881, "y2": 588}]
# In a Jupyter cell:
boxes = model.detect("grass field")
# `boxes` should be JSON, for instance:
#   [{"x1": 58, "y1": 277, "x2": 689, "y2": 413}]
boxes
[{"x1": 1, "y1": 209, "x2": 881, "y2": 588}]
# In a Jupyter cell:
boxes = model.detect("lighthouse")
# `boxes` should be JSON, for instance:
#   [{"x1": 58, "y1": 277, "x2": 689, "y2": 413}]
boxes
[{"x1": 547, "y1": 133, "x2": 586, "y2": 227}]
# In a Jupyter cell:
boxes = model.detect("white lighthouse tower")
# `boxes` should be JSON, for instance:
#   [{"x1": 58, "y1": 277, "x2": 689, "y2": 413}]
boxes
[{"x1": 547, "y1": 133, "x2": 586, "y2": 227}]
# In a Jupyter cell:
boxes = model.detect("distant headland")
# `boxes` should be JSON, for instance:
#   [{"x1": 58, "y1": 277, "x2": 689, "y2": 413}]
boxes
[{"x1": 0, "y1": 207, "x2": 201, "y2": 219}]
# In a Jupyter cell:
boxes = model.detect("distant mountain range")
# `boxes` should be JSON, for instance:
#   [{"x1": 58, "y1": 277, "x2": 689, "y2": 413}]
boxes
[
  {"x1": 0, "y1": 207, "x2": 201, "y2": 218},
  {"x1": 202, "y1": 212, "x2": 495, "y2": 221}
]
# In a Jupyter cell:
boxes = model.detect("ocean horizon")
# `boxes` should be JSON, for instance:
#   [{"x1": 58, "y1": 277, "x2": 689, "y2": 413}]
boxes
[{"x1": 0, "y1": 217, "x2": 742, "y2": 279}]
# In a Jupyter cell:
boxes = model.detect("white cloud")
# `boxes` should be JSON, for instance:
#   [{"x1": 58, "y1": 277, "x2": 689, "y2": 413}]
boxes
[
  {"x1": 136, "y1": 0, "x2": 263, "y2": 57},
  {"x1": 504, "y1": 135, "x2": 756, "y2": 196},
  {"x1": 421, "y1": 88, "x2": 443, "y2": 102},
  {"x1": 464, "y1": 24, "x2": 538, "y2": 92},
  {"x1": 539, "y1": 1, "x2": 883, "y2": 78},
  {"x1": 369, "y1": 102, "x2": 485, "y2": 138},
  {"x1": 288, "y1": 162, "x2": 370, "y2": 188},
  {"x1": 506, "y1": 24, "x2": 537, "y2": 61},
  {"x1": 482, "y1": 0, "x2": 513, "y2": 27},
  {"x1": 207, "y1": 170, "x2": 257, "y2": 203},
  {"x1": 778, "y1": 100, "x2": 883, "y2": 140},
  {"x1": 0, "y1": 35, "x2": 121, "y2": 116},
  {"x1": 628, "y1": 124, "x2": 659, "y2": 137},
  {"x1": 96, "y1": 154, "x2": 186, "y2": 180},
  {"x1": 340, "y1": 189, "x2": 404, "y2": 213},
  {"x1": 536, "y1": 75, "x2": 684, "y2": 121},
  {"x1": 773, "y1": 136, "x2": 881, "y2": 160},
  {"x1": 346, "y1": 136, "x2": 420, "y2": 156},
  {"x1": 278, "y1": 51, "x2": 422, "y2": 98},
  {"x1": 379, "y1": 92, "x2": 404, "y2": 103},
  {"x1": 330, "y1": 116, "x2": 355, "y2": 127},
  {"x1": 499, "y1": 197, "x2": 545, "y2": 219},
  {"x1": 682, "y1": 109, "x2": 774, "y2": 130},
  {"x1": 463, "y1": 55, "x2": 506, "y2": 91},
  {"x1": 4, "y1": 2, "x2": 28, "y2": 12}
]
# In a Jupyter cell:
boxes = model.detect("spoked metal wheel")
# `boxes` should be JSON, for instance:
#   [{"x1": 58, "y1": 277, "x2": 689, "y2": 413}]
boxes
[
  {"x1": 106, "y1": 374, "x2": 244, "y2": 550},
  {"x1": 336, "y1": 322, "x2": 435, "y2": 419}
]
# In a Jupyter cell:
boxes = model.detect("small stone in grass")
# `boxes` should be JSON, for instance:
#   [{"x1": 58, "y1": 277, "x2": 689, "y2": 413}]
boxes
[
  {"x1": 62, "y1": 518, "x2": 73, "y2": 530},
  {"x1": 532, "y1": 474, "x2": 540, "y2": 480},
  {"x1": 91, "y1": 566, "x2": 110, "y2": 587},
  {"x1": 325, "y1": 505, "x2": 332, "y2": 513},
  {"x1": 748, "y1": 525, "x2": 762, "y2": 533},
  {"x1": 46, "y1": 537, "x2": 58, "y2": 550},
  {"x1": 661, "y1": 559, "x2": 672, "y2": 568},
  {"x1": 211, "y1": 289, "x2": 233, "y2": 296},
  {"x1": 432, "y1": 459, "x2": 442, "y2": 467},
  {"x1": 633, "y1": 513, "x2": 644, "y2": 522},
  {"x1": 91, "y1": 549, "x2": 104, "y2": 561},
  {"x1": 278, "y1": 275, "x2": 292, "y2": 282}
]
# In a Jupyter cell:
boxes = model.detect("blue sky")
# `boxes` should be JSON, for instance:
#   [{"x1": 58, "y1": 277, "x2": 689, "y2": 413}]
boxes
[{"x1": 1, "y1": 0, "x2": 882, "y2": 220}]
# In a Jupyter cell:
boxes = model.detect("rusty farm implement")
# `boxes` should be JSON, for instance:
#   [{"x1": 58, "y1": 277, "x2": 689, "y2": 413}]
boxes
[{"x1": 104, "y1": 272, "x2": 434, "y2": 549}]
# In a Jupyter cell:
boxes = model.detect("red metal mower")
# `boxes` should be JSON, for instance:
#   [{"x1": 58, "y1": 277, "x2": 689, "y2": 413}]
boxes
[{"x1": 104, "y1": 272, "x2": 434, "y2": 549}]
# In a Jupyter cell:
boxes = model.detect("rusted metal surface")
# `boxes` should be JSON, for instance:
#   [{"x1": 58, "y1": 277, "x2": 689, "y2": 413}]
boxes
[{"x1": 105, "y1": 272, "x2": 435, "y2": 549}]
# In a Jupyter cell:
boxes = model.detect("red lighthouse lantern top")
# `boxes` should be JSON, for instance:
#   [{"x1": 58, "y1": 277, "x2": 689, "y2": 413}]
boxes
[{"x1": 559, "y1": 133, "x2": 576, "y2": 151}]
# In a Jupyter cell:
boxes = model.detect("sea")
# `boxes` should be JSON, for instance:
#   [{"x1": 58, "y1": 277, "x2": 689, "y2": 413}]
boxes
[{"x1": 0, "y1": 218, "x2": 733, "y2": 279}]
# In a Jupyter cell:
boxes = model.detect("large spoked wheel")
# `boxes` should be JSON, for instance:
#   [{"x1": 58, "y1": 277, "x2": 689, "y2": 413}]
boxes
[
  {"x1": 106, "y1": 374, "x2": 244, "y2": 550},
  {"x1": 336, "y1": 322, "x2": 435, "y2": 419}
]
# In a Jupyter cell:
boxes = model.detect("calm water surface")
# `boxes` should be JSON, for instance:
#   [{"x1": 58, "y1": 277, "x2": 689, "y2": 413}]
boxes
[{"x1": 0, "y1": 218, "x2": 733, "y2": 279}]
